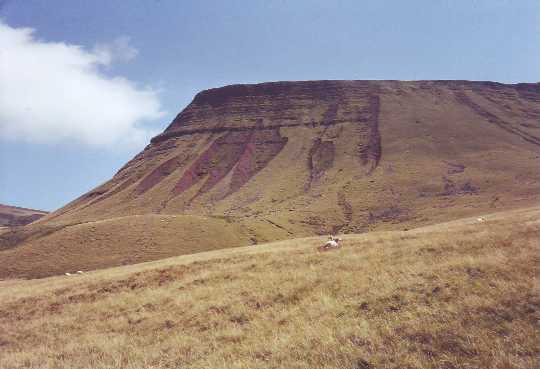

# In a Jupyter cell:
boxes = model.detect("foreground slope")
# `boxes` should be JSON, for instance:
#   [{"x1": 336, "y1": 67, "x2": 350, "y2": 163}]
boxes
[
  {"x1": 0, "y1": 214, "x2": 290, "y2": 278},
  {"x1": 1, "y1": 207, "x2": 538, "y2": 369},
  {"x1": 1, "y1": 80, "x2": 539, "y2": 278}
]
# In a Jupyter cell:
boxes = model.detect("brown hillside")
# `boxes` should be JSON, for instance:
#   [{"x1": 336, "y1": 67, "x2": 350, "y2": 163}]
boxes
[
  {"x1": 0, "y1": 204, "x2": 48, "y2": 229},
  {"x1": 1, "y1": 80, "x2": 539, "y2": 278}
]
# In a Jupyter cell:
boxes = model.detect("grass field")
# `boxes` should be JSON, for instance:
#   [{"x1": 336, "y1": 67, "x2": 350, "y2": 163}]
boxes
[{"x1": 1, "y1": 206, "x2": 538, "y2": 369}]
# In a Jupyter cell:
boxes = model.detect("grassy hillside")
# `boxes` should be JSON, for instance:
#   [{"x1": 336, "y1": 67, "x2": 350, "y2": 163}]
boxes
[
  {"x1": 0, "y1": 214, "x2": 291, "y2": 279},
  {"x1": 1, "y1": 206, "x2": 538, "y2": 369},
  {"x1": 1, "y1": 81, "x2": 539, "y2": 278}
]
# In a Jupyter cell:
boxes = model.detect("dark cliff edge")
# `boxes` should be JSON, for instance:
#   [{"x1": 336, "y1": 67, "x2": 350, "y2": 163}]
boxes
[{"x1": 152, "y1": 80, "x2": 540, "y2": 144}]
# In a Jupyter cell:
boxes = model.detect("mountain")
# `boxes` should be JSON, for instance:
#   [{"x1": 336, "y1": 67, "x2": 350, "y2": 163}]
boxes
[
  {"x1": 0, "y1": 204, "x2": 48, "y2": 228},
  {"x1": 1, "y1": 80, "x2": 539, "y2": 278}
]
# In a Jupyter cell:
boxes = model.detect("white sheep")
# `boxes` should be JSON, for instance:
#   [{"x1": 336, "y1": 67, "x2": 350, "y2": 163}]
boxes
[
  {"x1": 477, "y1": 217, "x2": 485, "y2": 223},
  {"x1": 320, "y1": 236, "x2": 342, "y2": 250},
  {"x1": 65, "y1": 271, "x2": 84, "y2": 276}
]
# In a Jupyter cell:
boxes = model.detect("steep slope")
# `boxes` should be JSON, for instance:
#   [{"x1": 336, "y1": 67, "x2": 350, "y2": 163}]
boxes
[
  {"x1": 1, "y1": 207, "x2": 538, "y2": 368},
  {"x1": 1, "y1": 80, "x2": 539, "y2": 278},
  {"x1": 0, "y1": 204, "x2": 48, "y2": 228}
]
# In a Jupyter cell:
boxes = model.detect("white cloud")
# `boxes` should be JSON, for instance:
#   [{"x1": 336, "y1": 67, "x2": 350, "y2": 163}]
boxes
[
  {"x1": 0, "y1": 21, "x2": 165, "y2": 148},
  {"x1": 93, "y1": 36, "x2": 139, "y2": 65}
]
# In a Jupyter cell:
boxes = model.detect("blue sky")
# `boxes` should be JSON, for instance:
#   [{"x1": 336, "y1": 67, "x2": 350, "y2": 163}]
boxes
[{"x1": 1, "y1": 0, "x2": 539, "y2": 211}]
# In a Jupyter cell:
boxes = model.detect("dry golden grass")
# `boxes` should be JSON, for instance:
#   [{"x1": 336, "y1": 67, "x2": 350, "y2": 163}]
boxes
[
  {"x1": 1, "y1": 207, "x2": 538, "y2": 369},
  {"x1": 0, "y1": 214, "x2": 292, "y2": 279}
]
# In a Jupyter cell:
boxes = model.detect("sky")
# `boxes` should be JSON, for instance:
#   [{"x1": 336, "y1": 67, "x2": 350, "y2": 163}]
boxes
[{"x1": 0, "y1": 0, "x2": 539, "y2": 211}]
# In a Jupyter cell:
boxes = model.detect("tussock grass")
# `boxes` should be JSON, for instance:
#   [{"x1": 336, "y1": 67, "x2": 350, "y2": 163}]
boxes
[{"x1": 0, "y1": 207, "x2": 538, "y2": 369}]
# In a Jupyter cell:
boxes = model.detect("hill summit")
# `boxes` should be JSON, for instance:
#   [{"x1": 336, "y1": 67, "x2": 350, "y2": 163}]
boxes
[{"x1": 1, "y1": 80, "x2": 539, "y2": 278}]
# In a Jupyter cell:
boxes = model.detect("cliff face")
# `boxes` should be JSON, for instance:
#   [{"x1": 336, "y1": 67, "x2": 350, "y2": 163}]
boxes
[
  {"x1": 56, "y1": 81, "x2": 384, "y2": 218},
  {"x1": 54, "y1": 80, "x2": 539, "y2": 226},
  {"x1": 1, "y1": 80, "x2": 539, "y2": 278}
]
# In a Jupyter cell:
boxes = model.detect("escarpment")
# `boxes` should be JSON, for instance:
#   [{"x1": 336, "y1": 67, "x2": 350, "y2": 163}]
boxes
[{"x1": 2, "y1": 80, "x2": 539, "y2": 278}]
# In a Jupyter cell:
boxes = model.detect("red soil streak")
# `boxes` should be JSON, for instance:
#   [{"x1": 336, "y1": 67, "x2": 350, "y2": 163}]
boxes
[
  {"x1": 135, "y1": 154, "x2": 192, "y2": 196},
  {"x1": 358, "y1": 93, "x2": 382, "y2": 174},
  {"x1": 306, "y1": 138, "x2": 336, "y2": 189},
  {"x1": 304, "y1": 102, "x2": 342, "y2": 190},
  {"x1": 172, "y1": 130, "x2": 256, "y2": 198},
  {"x1": 229, "y1": 142, "x2": 257, "y2": 193},
  {"x1": 229, "y1": 128, "x2": 288, "y2": 195},
  {"x1": 171, "y1": 126, "x2": 287, "y2": 201}
]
